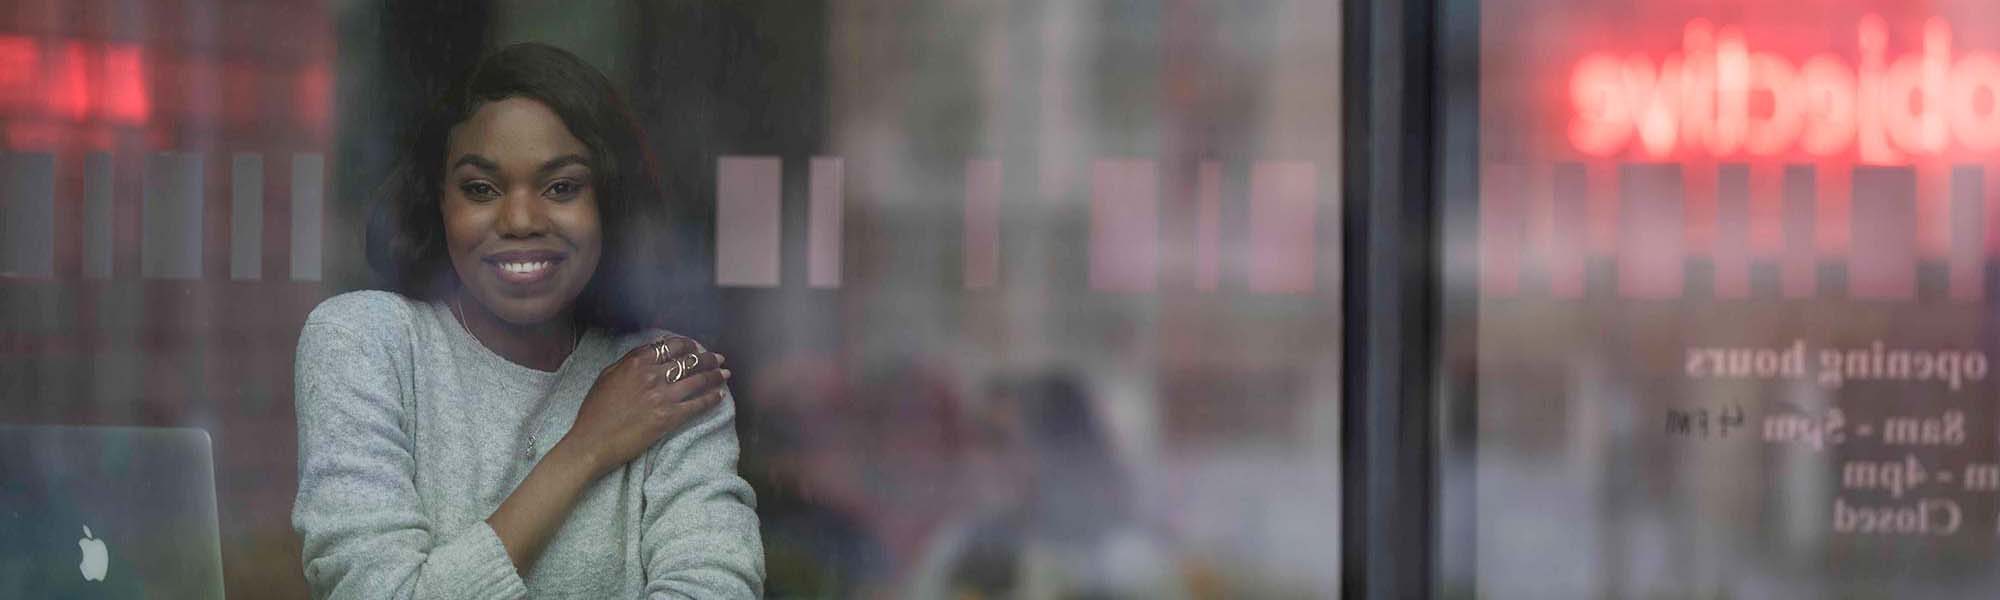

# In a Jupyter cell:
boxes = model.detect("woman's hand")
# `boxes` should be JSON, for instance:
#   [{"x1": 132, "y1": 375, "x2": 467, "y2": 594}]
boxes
[
  {"x1": 560, "y1": 336, "x2": 729, "y2": 477},
  {"x1": 489, "y1": 337, "x2": 727, "y2": 574}
]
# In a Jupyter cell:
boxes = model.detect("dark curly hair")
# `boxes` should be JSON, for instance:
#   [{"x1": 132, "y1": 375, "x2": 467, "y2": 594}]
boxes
[{"x1": 366, "y1": 42, "x2": 707, "y2": 335}]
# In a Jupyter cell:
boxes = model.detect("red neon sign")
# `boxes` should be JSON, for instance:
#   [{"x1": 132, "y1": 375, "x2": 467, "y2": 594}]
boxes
[
  {"x1": 0, "y1": 36, "x2": 150, "y2": 125},
  {"x1": 1569, "y1": 15, "x2": 2000, "y2": 162},
  {"x1": 0, "y1": 33, "x2": 335, "y2": 149}
]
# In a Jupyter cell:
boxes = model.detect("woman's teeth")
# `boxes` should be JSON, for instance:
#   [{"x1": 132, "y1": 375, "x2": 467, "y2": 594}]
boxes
[{"x1": 500, "y1": 261, "x2": 552, "y2": 273}]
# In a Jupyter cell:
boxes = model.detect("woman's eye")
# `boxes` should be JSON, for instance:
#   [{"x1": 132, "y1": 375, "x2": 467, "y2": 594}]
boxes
[
  {"x1": 460, "y1": 182, "x2": 500, "y2": 199},
  {"x1": 545, "y1": 180, "x2": 583, "y2": 199}
]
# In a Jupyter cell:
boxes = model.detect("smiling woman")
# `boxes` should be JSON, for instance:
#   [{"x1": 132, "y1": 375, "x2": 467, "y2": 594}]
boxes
[{"x1": 291, "y1": 43, "x2": 762, "y2": 599}]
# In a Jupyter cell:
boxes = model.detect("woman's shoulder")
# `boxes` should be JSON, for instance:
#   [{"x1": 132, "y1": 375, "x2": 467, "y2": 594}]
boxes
[{"x1": 303, "y1": 290, "x2": 429, "y2": 342}]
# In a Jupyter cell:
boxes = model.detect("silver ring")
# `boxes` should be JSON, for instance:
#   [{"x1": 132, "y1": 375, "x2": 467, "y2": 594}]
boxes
[
  {"x1": 653, "y1": 342, "x2": 669, "y2": 364},
  {"x1": 680, "y1": 353, "x2": 701, "y2": 371},
  {"x1": 666, "y1": 362, "x2": 687, "y2": 383}
]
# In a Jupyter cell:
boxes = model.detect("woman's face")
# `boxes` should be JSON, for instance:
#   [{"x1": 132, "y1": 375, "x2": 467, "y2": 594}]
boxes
[{"x1": 441, "y1": 96, "x2": 603, "y2": 326}]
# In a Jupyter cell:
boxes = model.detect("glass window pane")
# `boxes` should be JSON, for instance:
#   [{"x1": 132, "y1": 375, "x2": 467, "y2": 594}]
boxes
[
  {"x1": 0, "y1": 2, "x2": 1342, "y2": 597},
  {"x1": 1455, "y1": 1, "x2": 2000, "y2": 596}
]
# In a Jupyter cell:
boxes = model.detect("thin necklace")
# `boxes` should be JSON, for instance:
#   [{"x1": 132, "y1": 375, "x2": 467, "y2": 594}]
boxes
[{"x1": 454, "y1": 293, "x2": 578, "y2": 459}]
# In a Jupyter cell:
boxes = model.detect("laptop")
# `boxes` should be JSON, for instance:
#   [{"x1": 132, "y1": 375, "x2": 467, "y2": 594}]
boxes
[{"x1": 0, "y1": 425, "x2": 225, "y2": 598}]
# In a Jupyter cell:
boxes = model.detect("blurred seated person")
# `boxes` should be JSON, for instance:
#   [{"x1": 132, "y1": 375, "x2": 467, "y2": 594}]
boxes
[{"x1": 905, "y1": 373, "x2": 1189, "y2": 600}]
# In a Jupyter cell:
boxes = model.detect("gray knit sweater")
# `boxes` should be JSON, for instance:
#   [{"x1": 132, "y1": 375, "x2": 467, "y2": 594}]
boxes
[{"x1": 291, "y1": 291, "x2": 762, "y2": 599}]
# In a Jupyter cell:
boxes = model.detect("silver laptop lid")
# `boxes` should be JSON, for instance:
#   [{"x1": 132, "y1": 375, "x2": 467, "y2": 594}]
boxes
[{"x1": 0, "y1": 425, "x2": 225, "y2": 598}]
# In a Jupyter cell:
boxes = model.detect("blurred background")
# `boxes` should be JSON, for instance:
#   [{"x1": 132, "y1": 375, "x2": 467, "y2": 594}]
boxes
[{"x1": 0, "y1": 0, "x2": 1340, "y2": 597}]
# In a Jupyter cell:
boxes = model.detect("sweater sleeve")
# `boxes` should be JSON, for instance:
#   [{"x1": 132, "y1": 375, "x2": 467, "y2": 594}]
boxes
[
  {"x1": 639, "y1": 385, "x2": 765, "y2": 598},
  {"x1": 292, "y1": 321, "x2": 528, "y2": 600}
]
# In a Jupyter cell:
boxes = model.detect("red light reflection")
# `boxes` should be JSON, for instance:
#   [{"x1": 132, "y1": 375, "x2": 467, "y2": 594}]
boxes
[
  {"x1": 1, "y1": 38, "x2": 152, "y2": 127},
  {"x1": 1570, "y1": 16, "x2": 2000, "y2": 163},
  {"x1": 297, "y1": 64, "x2": 331, "y2": 134},
  {"x1": 0, "y1": 34, "x2": 334, "y2": 150},
  {"x1": 102, "y1": 46, "x2": 149, "y2": 124},
  {"x1": 48, "y1": 42, "x2": 91, "y2": 121},
  {"x1": 0, "y1": 36, "x2": 36, "y2": 110}
]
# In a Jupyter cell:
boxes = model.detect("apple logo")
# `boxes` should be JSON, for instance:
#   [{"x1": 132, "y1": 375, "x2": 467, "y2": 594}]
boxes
[{"x1": 78, "y1": 525, "x2": 108, "y2": 582}]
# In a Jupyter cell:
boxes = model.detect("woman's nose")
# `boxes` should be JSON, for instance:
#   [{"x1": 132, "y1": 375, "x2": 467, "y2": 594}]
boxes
[{"x1": 495, "y1": 190, "x2": 549, "y2": 237}]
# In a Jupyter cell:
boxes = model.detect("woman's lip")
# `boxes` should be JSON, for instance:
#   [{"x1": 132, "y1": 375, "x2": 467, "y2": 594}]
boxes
[{"x1": 487, "y1": 257, "x2": 564, "y2": 285}]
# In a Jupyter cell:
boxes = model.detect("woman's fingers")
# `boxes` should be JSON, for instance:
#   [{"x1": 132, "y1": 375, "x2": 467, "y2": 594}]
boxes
[
  {"x1": 614, "y1": 338, "x2": 660, "y2": 365},
  {"x1": 662, "y1": 386, "x2": 726, "y2": 420},
  {"x1": 677, "y1": 351, "x2": 723, "y2": 374},
  {"x1": 647, "y1": 374, "x2": 727, "y2": 423},
  {"x1": 649, "y1": 336, "x2": 702, "y2": 365},
  {"x1": 645, "y1": 350, "x2": 721, "y2": 387},
  {"x1": 619, "y1": 335, "x2": 698, "y2": 367},
  {"x1": 655, "y1": 368, "x2": 730, "y2": 404},
  {"x1": 610, "y1": 336, "x2": 717, "y2": 367}
]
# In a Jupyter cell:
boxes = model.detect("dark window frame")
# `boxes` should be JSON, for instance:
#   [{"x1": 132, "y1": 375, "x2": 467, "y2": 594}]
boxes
[{"x1": 1339, "y1": 0, "x2": 1477, "y2": 596}]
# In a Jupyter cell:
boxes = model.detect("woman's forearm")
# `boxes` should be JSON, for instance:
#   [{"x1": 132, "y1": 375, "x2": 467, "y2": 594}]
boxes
[{"x1": 485, "y1": 439, "x2": 605, "y2": 575}]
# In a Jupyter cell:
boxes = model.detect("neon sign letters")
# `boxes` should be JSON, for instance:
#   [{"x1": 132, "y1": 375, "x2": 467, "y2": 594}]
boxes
[{"x1": 1569, "y1": 16, "x2": 2000, "y2": 162}]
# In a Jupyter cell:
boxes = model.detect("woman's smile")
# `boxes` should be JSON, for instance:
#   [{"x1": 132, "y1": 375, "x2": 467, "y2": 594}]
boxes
[{"x1": 484, "y1": 249, "x2": 570, "y2": 286}]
